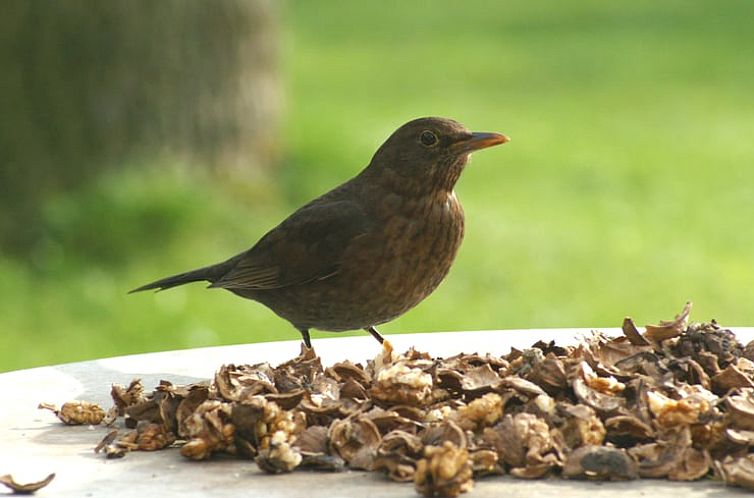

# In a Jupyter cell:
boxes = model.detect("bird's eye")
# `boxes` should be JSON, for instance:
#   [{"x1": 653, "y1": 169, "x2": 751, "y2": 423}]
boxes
[{"x1": 420, "y1": 130, "x2": 438, "y2": 147}]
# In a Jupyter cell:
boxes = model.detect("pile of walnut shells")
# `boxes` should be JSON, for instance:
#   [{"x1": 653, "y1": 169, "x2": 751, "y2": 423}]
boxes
[{"x1": 46, "y1": 304, "x2": 754, "y2": 496}]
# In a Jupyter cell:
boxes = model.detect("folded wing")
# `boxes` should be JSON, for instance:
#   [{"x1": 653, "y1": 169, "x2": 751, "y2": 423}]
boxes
[{"x1": 211, "y1": 200, "x2": 372, "y2": 290}]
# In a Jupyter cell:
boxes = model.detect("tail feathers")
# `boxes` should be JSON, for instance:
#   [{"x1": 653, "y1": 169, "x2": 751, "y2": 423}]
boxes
[{"x1": 129, "y1": 264, "x2": 227, "y2": 293}]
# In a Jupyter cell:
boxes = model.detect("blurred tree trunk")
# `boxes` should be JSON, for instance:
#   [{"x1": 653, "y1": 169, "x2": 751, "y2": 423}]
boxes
[{"x1": 0, "y1": 0, "x2": 280, "y2": 251}]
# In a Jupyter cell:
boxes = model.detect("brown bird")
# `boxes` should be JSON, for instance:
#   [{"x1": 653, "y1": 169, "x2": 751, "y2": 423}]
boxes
[{"x1": 131, "y1": 117, "x2": 509, "y2": 348}]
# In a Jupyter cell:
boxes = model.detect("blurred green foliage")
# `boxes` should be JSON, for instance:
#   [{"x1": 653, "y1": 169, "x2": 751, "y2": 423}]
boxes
[{"x1": 2, "y1": 0, "x2": 754, "y2": 371}]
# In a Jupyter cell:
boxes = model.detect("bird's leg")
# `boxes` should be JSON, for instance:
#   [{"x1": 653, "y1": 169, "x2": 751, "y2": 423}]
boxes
[
  {"x1": 299, "y1": 328, "x2": 313, "y2": 349},
  {"x1": 364, "y1": 326, "x2": 385, "y2": 344}
]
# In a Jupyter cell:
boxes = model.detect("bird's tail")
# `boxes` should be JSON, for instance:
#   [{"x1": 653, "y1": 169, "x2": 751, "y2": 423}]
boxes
[{"x1": 129, "y1": 262, "x2": 230, "y2": 293}]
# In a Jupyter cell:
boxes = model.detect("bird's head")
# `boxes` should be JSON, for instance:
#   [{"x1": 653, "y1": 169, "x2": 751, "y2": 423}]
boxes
[{"x1": 367, "y1": 117, "x2": 509, "y2": 194}]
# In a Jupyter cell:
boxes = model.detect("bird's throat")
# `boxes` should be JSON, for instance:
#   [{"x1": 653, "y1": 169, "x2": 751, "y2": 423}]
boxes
[
  {"x1": 370, "y1": 156, "x2": 467, "y2": 198},
  {"x1": 432, "y1": 155, "x2": 467, "y2": 193}
]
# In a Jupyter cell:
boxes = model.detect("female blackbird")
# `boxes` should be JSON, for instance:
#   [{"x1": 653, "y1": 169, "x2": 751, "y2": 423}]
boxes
[{"x1": 131, "y1": 117, "x2": 509, "y2": 348}]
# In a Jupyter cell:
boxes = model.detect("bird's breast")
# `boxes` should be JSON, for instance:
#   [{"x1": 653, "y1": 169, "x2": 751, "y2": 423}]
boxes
[{"x1": 342, "y1": 190, "x2": 465, "y2": 308}]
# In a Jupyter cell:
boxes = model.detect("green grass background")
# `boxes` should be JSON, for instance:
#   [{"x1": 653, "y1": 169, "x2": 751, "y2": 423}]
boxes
[{"x1": 3, "y1": 0, "x2": 754, "y2": 371}]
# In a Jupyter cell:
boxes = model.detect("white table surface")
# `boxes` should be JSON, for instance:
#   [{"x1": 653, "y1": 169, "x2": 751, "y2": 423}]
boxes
[{"x1": 3, "y1": 328, "x2": 753, "y2": 497}]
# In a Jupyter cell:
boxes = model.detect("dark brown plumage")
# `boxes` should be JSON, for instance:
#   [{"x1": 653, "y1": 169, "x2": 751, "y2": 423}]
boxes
[{"x1": 131, "y1": 117, "x2": 508, "y2": 348}]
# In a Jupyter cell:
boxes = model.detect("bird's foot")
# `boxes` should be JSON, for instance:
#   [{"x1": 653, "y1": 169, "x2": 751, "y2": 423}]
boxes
[
  {"x1": 298, "y1": 328, "x2": 313, "y2": 350},
  {"x1": 364, "y1": 325, "x2": 385, "y2": 344}
]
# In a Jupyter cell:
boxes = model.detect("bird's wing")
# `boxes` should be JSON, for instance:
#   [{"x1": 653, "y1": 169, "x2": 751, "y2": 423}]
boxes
[{"x1": 211, "y1": 199, "x2": 372, "y2": 290}]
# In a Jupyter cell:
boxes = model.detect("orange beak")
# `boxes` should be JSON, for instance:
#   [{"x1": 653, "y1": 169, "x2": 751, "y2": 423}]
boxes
[{"x1": 455, "y1": 132, "x2": 510, "y2": 153}]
